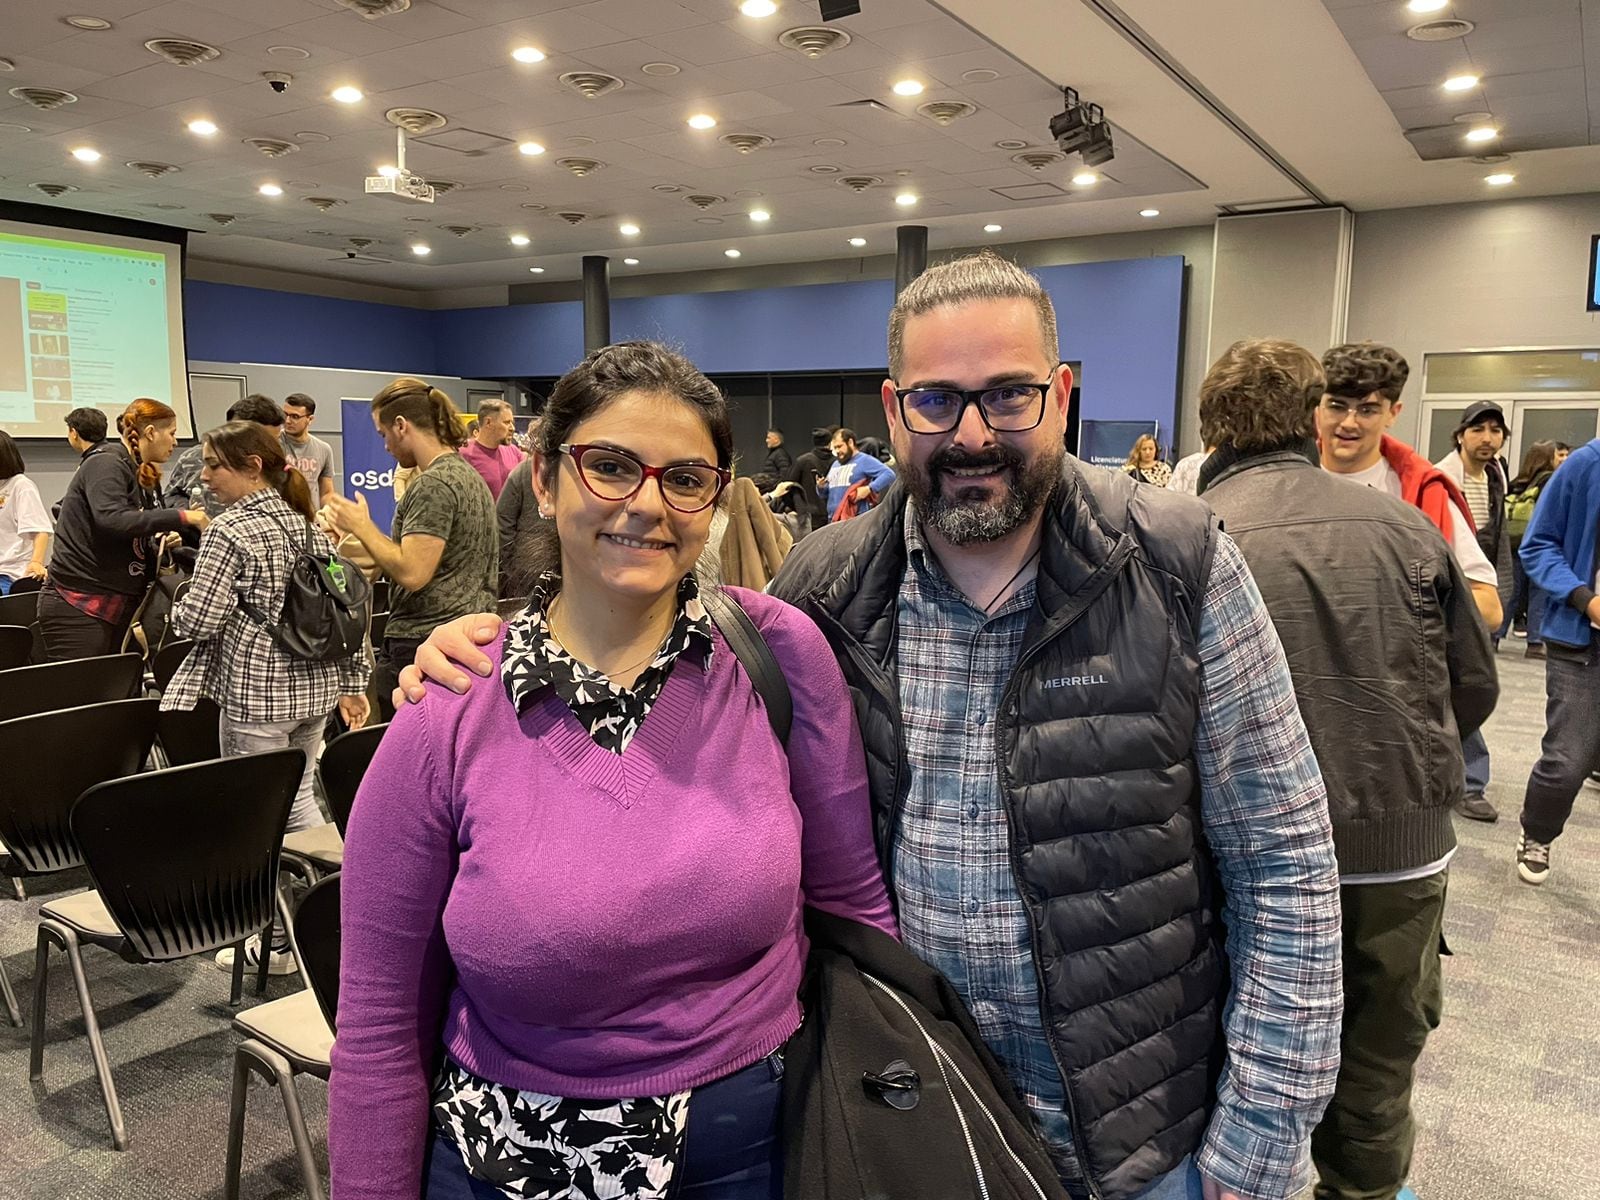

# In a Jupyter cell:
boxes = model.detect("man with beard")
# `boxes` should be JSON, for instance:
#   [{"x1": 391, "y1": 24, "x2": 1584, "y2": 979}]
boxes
[{"x1": 389, "y1": 253, "x2": 1343, "y2": 1200}]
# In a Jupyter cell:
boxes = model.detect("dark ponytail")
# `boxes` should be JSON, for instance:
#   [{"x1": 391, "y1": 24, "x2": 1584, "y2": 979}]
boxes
[
  {"x1": 204, "y1": 421, "x2": 317, "y2": 521},
  {"x1": 371, "y1": 377, "x2": 467, "y2": 448},
  {"x1": 122, "y1": 398, "x2": 177, "y2": 491}
]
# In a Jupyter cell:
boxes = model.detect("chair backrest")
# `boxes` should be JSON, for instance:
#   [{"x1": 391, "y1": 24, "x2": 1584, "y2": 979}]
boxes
[
  {"x1": 151, "y1": 638, "x2": 196, "y2": 692},
  {"x1": 0, "y1": 590, "x2": 39, "y2": 629},
  {"x1": 317, "y1": 723, "x2": 388, "y2": 837},
  {"x1": 70, "y1": 748, "x2": 304, "y2": 962},
  {"x1": 368, "y1": 611, "x2": 389, "y2": 648},
  {"x1": 0, "y1": 698, "x2": 161, "y2": 875},
  {"x1": 156, "y1": 697, "x2": 222, "y2": 766},
  {"x1": 0, "y1": 625, "x2": 31, "y2": 671},
  {"x1": 294, "y1": 873, "x2": 341, "y2": 1031},
  {"x1": 369, "y1": 578, "x2": 390, "y2": 614},
  {"x1": 0, "y1": 652, "x2": 143, "y2": 722}
]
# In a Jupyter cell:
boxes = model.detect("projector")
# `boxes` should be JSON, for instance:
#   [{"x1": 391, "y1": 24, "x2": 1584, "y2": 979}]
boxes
[{"x1": 364, "y1": 171, "x2": 435, "y2": 203}]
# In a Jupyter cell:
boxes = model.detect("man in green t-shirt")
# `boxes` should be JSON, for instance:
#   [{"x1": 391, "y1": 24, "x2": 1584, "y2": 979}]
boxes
[{"x1": 327, "y1": 378, "x2": 497, "y2": 717}]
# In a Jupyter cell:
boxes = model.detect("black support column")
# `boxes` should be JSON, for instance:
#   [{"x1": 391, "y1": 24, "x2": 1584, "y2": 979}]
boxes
[
  {"x1": 582, "y1": 255, "x2": 611, "y2": 354},
  {"x1": 894, "y1": 225, "x2": 928, "y2": 298}
]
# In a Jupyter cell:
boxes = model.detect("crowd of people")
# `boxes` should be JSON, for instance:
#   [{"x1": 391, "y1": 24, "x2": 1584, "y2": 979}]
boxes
[{"x1": 2, "y1": 251, "x2": 1596, "y2": 1200}]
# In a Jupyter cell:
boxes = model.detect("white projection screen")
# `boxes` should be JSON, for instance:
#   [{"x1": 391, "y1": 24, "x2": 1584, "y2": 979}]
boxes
[{"x1": 0, "y1": 218, "x2": 192, "y2": 439}]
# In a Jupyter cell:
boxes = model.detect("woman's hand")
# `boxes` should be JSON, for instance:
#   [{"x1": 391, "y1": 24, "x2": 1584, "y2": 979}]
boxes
[
  {"x1": 339, "y1": 693, "x2": 371, "y2": 730},
  {"x1": 181, "y1": 507, "x2": 210, "y2": 532},
  {"x1": 23, "y1": 561, "x2": 47, "y2": 580},
  {"x1": 392, "y1": 612, "x2": 504, "y2": 708}
]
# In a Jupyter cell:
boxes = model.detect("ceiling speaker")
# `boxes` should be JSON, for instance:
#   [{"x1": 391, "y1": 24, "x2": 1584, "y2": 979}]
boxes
[{"x1": 818, "y1": 0, "x2": 860, "y2": 19}]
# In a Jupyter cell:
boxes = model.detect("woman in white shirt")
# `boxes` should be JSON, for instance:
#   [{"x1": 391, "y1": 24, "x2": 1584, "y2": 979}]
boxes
[{"x1": 0, "y1": 431, "x2": 52, "y2": 595}]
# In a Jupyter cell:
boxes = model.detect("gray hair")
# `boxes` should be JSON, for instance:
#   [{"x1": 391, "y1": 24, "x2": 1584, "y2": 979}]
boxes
[{"x1": 888, "y1": 250, "x2": 1059, "y2": 379}]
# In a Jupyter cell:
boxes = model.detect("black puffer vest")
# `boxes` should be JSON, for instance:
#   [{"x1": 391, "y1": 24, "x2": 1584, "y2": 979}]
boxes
[{"x1": 770, "y1": 461, "x2": 1226, "y2": 1200}]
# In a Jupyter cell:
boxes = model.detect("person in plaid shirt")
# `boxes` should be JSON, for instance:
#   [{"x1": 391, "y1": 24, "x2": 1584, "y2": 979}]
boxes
[{"x1": 396, "y1": 254, "x2": 1343, "y2": 1200}]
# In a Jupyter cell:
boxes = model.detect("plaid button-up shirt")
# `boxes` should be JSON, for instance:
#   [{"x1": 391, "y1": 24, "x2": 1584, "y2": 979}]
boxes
[{"x1": 893, "y1": 505, "x2": 1340, "y2": 1199}]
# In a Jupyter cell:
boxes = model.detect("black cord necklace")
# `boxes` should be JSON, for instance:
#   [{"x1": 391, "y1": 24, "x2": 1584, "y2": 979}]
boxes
[{"x1": 981, "y1": 546, "x2": 1042, "y2": 614}]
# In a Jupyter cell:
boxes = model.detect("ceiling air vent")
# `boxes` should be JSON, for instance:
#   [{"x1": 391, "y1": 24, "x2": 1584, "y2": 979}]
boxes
[
  {"x1": 334, "y1": 0, "x2": 412, "y2": 16},
  {"x1": 778, "y1": 26, "x2": 851, "y2": 58},
  {"x1": 144, "y1": 38, "x2": 220, "y2": 66},
  {"x1": 555, "y1": 212, "x2": 589, "y2": 225},
  {"x1": 837, "y1": 175, "x2": 882, "y2": 193},
  {"x1": 9, "y1": 87, "x2": 76, "y2": 111},
  {"x1": 918, "y1": 101, "x2": 976, "y2": 126},
  {"x1": 386, "y1": 107, "x2": 446, "y2": 134},
  {"x1": 31, "y1": 182, "x2": 78, "y2": 198},
  {"x1": 1014, "y1": 150, "x2": 1064, "y2": 171},
  {"x1": 0, "y1": 58, "x2": 16, "y2": 72},
  {"x1": 442, "y1": 225, "x2": 475, "y2": 238},
  {"x1": 1406, "y1": 19, "x2": 1474, "y2": 41},
  {"x1": 686, "y1": 194, "x2": 725, "y2": 209},
  {"x1": 304, "y1": 196, "x2": 345, "y2": 211},
  {"x1": 719, "y1": 133, "x2": 773, "y2": 154},
  {"x1": 808, "y1": 164, "x2": 841, "y2": 174},
  {"x1": 348, "y1": 237, "x2": 376, "y2": 250},
  {"x1": 244, "y1": 137, "x2": 298, "y2": 158},
  {"x1": 426, "y1": 179, "x2": 462, "y2": 195},
  {"x1": 127, "y1": 161, "x2": 180, "y2": 178},
  {"x1": 557, "y1": 157, "x2": 605, "y2": 177},
  {"x1": 559, "y1": 72, "x2": 624, "y2": 100},
  {"x1": 207, "y1": 213, "x2": 237, "y2": 225}
]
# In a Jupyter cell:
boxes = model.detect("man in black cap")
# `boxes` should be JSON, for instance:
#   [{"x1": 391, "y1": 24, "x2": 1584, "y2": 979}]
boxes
[
  {"x1": 1434, "y1": 399, "x2": 1511, "y2": 823},
  {"x1": 787, "y1": 425, "x2": 837, "y2": 535}
]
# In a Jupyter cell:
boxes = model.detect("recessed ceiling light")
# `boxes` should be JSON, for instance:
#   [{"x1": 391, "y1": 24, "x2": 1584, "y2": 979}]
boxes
[
  {"x1": 848, "y1": 237, "x2": 866, "y2": 247},
  {"x1": 258, "y1": 183, "x2": 283, "y2": 196},
  {"x1": 331, "y1": 86, "x2": 363, "y2": 104},
  {"x1": 623, "y1": 257, "x2": 640, "y2": 265},
  {"x1": 749, "y1": 209, "x2": 771, "y2": 222},
  {"x1": 377, "y1": 164, "x2": 400, "y2": 178},
  {"x1": 411, "y1": 243, "x2": 430, "y2": 255},
  {"x1": 895, "y1": 192, "x2": 918, "y2": 206},
  {"x1": 740, "y1": 0, "x2": 779, "y2": 16},
  {"x1": 510, "y1": 234, "x2": 530, "y2": 247},
  {"x1": 1442, "y1": 73, "x2": 1479, "y2": 91},
  {"x1": 70, "y1": 146, "x2": 101, "y2": 162},
  {"x1": 518, "y1": 141, "x2": 545, "y2": 156},
  {"x1": 1140, "y1": 208, "x2": 1160, "y2": 217},
  {"x1": 1464, "y1": 125, "x2": 1498, "y2": 142},
  {"x1": 1407, "y1": 0, "x2": 1448, "y2": 11},
  {"x1": 64, "y1": 16, "x2": 113, "y2": 30},
  {"x1": 187, "y1": 118, "x2": 218, "y2": 136},
  {"x1": 688, "y1": 113, "x2": 717, "y2": 130},
  {"x1": 724, "y1": 248, "x2": 742, "y2": 258},
  {"x1": 892, "y1": 79, "x2": 924, "y2": 97},
  {"x1": 983, "y1": 223, "x2": 1002, "y2": 233},
  {"x1": 619, "y1": 222, "x2": 641, "y2": 236},
  {"x1": 1485, "y1": 171, "x2": 1516, "y2": 185},
  {"x1": 1072, "y1": 171, "x2": 1098, "y2": 185},
  {"x1": 529, "y1": 266, "x2": 545, "y2": 273},
  {"x1": 511, "y1": 46, "x2": 546, "y2": 63}
]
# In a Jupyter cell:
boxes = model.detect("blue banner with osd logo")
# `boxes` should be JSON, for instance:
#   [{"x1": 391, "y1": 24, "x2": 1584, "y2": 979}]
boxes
[{"x1": 340, "y1": 398, "x2": 397, "y2": 535}]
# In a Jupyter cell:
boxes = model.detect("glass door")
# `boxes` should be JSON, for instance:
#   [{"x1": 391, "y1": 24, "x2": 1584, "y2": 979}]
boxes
[{"x1": 1509, "y1": 401, "x2": 1600, "y2": 471}]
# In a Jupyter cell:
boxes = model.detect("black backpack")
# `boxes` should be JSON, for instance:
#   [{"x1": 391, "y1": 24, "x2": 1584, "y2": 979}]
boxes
[{"x1": 242, "y1": 515, "x2": 372, "y2": 663}]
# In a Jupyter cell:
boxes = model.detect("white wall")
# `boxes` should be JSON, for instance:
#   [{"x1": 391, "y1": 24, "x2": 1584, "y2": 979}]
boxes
[{"x1": 1347, "y1": 194, "x2": 1600, "y2": 448}]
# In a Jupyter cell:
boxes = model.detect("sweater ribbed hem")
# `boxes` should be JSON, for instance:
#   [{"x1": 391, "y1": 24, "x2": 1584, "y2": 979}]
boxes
[{"x1": 1331, "y1": 807, "x2": 1457, "y2": 877}]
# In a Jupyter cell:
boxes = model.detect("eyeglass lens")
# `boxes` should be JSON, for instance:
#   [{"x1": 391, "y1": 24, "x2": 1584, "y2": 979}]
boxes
[{"x1": 577, "y1": 447, "x2": 721, "y2": 510}]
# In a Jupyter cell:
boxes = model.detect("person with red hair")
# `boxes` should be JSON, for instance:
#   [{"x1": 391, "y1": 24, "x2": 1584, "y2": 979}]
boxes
[{"x1": 39, "y1": 398, "x2": 208, "y2": 660}]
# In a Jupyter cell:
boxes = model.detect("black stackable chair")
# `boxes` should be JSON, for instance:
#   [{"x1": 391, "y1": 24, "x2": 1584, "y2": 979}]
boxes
[
  {"x1": 29, "y1": 749, "x2": 304, "y2": 1150},
  {"x1": 224, "y1": 872, "x2": 341, "y2": 1200},
  {"x1": 147, "y1": 638, "x2": 223, "y2": 765},
  {"x1": 0, "y1": 653, "x2": 143, "y2": 722},
  {"x1": 280, "y1": 722, "x2": 388, "y2": 877},
  {"x1": 0, "y1": 625, "x2": 31, "y2": 671},
  {"x1": 0, "y1": 590, "x2": 39, "y2": 630},
  {"x1": 0, "y1": 698, "x2": 161, "y2": 1027},
  {"x1": 150, "y1": 637, "x2": 195, "y2": 692}
]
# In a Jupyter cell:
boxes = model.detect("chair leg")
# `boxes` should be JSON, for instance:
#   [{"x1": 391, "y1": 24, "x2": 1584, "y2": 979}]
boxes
[
  {"x1": 30, "y1": 923, "x2": 56, "y2": 1080},
  {"x1": 0, "y1": 955, "x2": 20, "y2": 1027},
  {"x1": 52, "y1": 920, "x2": 129, "y2": 1150},
  {"x1": 229, "y1": 939, "x2": 246, "y2": 1008},
  {"x1": 224, "y1": 1043, "x2": 253, "y2": 1200},
  {"x1": 232, "y1": 1039, "x2": 325, "y2": 1200},
  {"x1": 10, "y1": 875, "x2": 24, "y2": 901},
  {"x1": 276, "y1": 885, "x2": 311, "y2": 996}
]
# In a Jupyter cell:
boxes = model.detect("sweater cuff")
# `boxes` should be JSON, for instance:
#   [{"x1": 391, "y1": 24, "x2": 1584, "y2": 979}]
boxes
[{"x1": 1569, "y1": 586, "x2": 1596, "y2": 617}]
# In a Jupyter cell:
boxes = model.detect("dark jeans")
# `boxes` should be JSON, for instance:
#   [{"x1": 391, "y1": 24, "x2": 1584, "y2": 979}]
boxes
[
  {"x1": 37, "y1": 587, "x2": 131, "y2": 661},
  {"x1": 1311, "y1": 872, "x2": 1447, "y2": 1200},
  {"x1": 421, "y1": 1055, "x2": 783, "y2": 1199},
  {"x1": 373, "y1": 636, "x2": 424, "y2": 723},
  {"x1": 1519, "y1": 640, "x2": 1600, "y2": 844}
]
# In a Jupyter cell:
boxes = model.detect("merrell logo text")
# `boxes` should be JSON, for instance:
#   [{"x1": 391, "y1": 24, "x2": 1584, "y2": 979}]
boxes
[{"x1": 1042, "y1": 674, "x2": 1109, "y2": 689}]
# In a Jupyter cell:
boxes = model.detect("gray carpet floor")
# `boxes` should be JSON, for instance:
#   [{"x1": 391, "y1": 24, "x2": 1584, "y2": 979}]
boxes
[{"x1": 1, "y1": 640, "x2": 1596, "y2": 1199}]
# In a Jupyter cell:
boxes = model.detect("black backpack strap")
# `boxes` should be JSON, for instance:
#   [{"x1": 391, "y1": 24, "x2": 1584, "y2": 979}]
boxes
[{"x1": 702, "y1": 588, "x2": 792, "y2": 748}]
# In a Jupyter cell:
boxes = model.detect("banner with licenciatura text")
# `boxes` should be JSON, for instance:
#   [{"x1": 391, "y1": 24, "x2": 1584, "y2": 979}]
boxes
[
  {"x1": 340, "y1": 397, "x2": 397, "y2": 536},
  {"x1": 1078, "y1": 419, "x2": 1160, "y2": 471}
]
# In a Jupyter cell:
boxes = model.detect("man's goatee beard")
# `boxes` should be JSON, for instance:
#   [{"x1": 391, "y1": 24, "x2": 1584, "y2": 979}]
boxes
[{"x1": 907, "y1": 443, "x2": 1063, "y2": 545}]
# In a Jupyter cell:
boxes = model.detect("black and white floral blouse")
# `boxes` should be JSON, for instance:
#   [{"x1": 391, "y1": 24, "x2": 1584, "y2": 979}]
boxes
[{"x1": 431, "y1": 572, "x2": 714, "y2": 1198}]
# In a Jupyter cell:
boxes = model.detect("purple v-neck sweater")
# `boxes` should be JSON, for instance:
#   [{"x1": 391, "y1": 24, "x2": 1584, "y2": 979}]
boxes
[{"x1": 329, "y1": 587, "x2": 894, "y2": 1199}]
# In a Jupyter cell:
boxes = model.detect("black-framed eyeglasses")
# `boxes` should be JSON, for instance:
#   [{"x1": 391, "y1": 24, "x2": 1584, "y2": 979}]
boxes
[
  {"x1": 558, "y1": 443, "x2": 730, "y2": 513},
  {"x1": 893, "y1": 374, "x2": 1059, "y2": 434}
]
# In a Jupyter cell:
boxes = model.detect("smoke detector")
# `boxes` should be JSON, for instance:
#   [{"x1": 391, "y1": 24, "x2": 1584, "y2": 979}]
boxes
[
  {"x1": 719, "y1": 133, "x2": 773, "y2": 154},
  {"x1": 918, "y1": 101, "x2": 976, "y2": 126},
  {"x1": 144, "y1": 38, "x2": 220, "y2": 66},
  {"x1": 386, "y1": 107, "x2": 447, "y2": 134},
  {"x1": 778, "y1": 26, "x2": 851, "y2": 58},
  {"x1": 244, "y1": 137, "x2": 298, "y2": 158},
  {"x1": 1013, "y1": 150, "x2": 1064, "y2": 171},
  {"x1": 686, "y1": 194, "x2": 726, "y2": 209},
  {"x1": 334, "y1": 0, "x2": 412, "y2": 16},
  {"x1": 555, "y1": 211, "x2": 590, "y2": 225},
  {"x1": 837, "y1": 175, "x2": 883, "y2": 193},
  {"x1": 559, "y1": 71, "x2": 624, "y2": 99},
  {"x1": 9, "y1": 87, "x2": 77, "y2": 110},
  {"x1": 31, "y1": 182, "x2": 78, "y2": 197},
  {"x1": 556, "y1": 157, "x2": 605, "y2": 177},
  {"x1": 126, "y1": 161, "x2": 180, "y2": 178}
]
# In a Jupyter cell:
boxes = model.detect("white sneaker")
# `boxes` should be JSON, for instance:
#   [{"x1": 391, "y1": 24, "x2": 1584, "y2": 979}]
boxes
[
  {"x1": 1516, "y1": 832, "x2": 1551, "y2": 886},
  {"x1": 215, "y1": 933, "x2": 297, "y2": 976}
]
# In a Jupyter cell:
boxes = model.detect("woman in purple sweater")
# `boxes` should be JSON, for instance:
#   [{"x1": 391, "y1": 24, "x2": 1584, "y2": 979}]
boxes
[{"x1": 332, "y1": 342, "x2": 894, "y2": 1200}]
